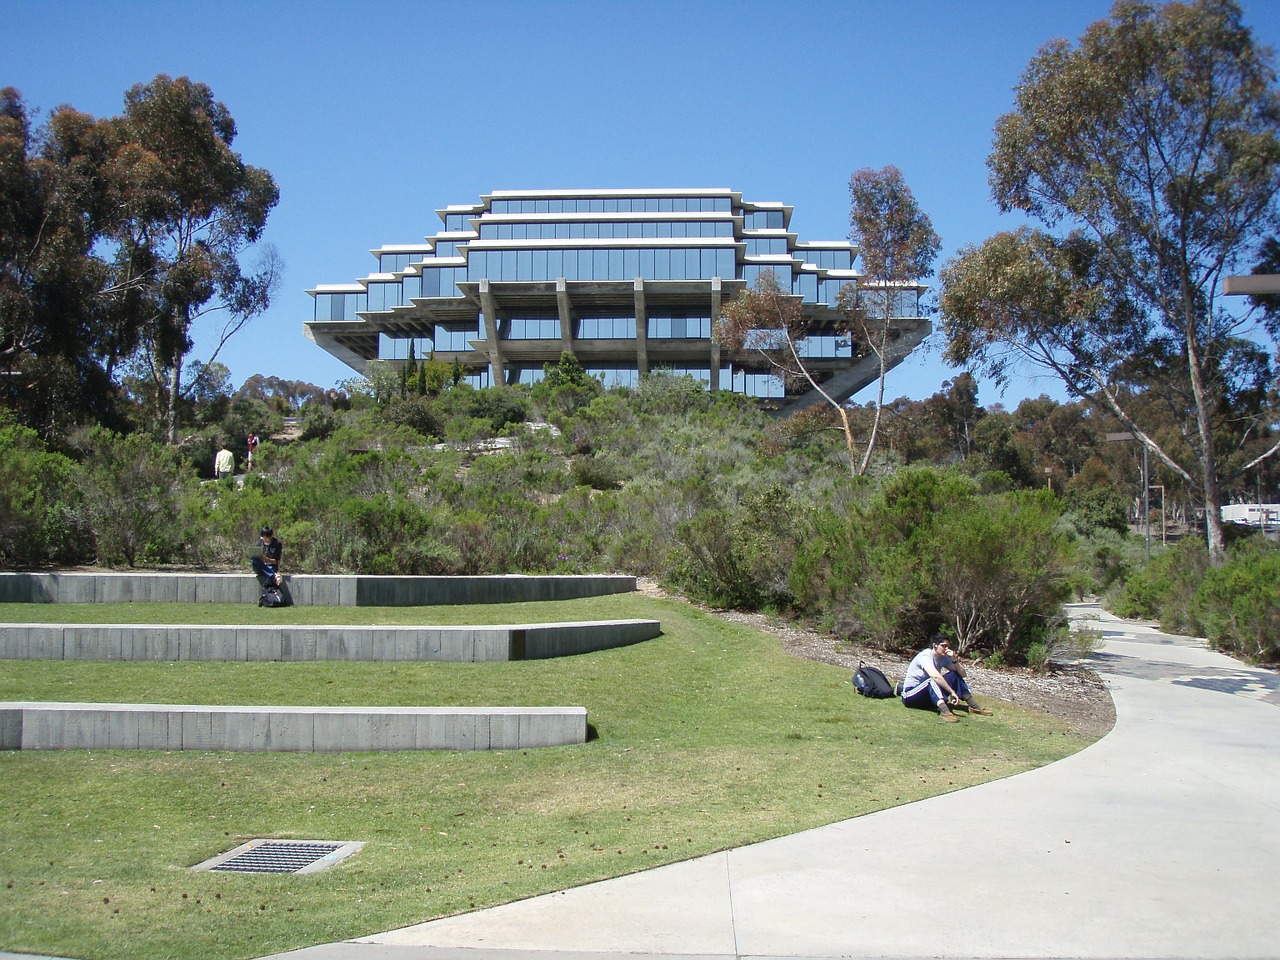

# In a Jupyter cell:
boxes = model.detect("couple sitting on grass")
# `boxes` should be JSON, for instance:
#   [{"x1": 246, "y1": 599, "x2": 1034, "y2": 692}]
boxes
[{"x1": 901, "y1": 634, "x2": 993, "y2": 723}]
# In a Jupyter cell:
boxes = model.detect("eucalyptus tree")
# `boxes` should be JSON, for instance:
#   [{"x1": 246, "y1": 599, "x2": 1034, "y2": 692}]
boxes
[
  {"x1": 0, "y1": 89, "x2": 133, "y2": 436},
  {"x1": 719, "y1": 270, "x2": 865, "y2": 478},
  {"x1": 108, "y1": 75, "x2": 281, "y2": 443},
  {"x1": 843, "y1": 165, "x2": 941, "y2": 475},
  {"x1": 718, "y1": 168, "x2": 937, "y2": 479},
  {"x1": 940, "y1": 0, "x2": 1280, "y2": 564}
]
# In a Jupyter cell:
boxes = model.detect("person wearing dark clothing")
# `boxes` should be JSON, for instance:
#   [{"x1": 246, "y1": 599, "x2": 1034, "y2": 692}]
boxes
[{"x1": 251, "y1": 525, "x2": 283, "y2": 587}]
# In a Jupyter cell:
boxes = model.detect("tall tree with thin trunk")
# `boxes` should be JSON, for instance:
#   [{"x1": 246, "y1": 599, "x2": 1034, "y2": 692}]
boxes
[
  {"x1": 718, "y1": 270, "x2": 864, "y2": 478},
  {"x1": 109, "y1": 75, "x2": 280, "y2": 443},
  {"x1": 940, "y1": 0, "x2": 1280, "y2": 566},
  {"x1": 845, "y1": 166, "x2": 941, "y2": 475}
]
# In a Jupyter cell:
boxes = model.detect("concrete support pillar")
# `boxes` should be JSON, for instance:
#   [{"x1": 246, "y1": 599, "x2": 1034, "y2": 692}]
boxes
[
  {"x1": 478, "y1": 279, "x2": 506, "y2": 385},
  {"x1": 556, "y1": 278, "x2": 575, "y2": 356},
  {"x1": 633, "y1": 277, "x2": 649, "y2": 376},
  {"x1": 709, "y1": 276, "x2": 722, "y2": 392}
]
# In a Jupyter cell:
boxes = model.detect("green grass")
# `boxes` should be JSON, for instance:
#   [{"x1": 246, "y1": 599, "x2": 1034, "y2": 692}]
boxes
[{"x1": 0, "y1": 596, "x2": 1095, "y2": 960}]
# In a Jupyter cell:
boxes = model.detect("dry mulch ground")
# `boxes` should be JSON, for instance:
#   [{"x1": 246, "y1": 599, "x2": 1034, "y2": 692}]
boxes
[{"x1": 638, "y1": 580, "x2": 1117, "y2": 740}]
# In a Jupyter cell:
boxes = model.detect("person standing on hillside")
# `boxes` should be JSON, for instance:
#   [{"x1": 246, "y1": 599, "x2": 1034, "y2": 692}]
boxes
[
  {"x1": 214, "y1": 444, "x2": 234, "y2": 480},
  {"x1": 900, "y1": 634, "x2": 992, "y2": 722}
]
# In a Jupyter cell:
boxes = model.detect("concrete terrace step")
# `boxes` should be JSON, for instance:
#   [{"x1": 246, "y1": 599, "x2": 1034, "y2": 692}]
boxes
[
  {"x1": 0, "y1": 702, "x2": 587, "y2": 752},
  {"x1": 0, "y1": 572, "x2": 637, "y2": 606},
  {"x1": 0, "y1": 619, "x2": 661, "y2": 662}
]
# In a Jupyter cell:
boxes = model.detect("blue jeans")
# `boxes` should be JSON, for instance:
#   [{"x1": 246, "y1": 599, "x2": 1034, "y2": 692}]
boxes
[
  {"x1": 251, "y1": 557, "x2": 277, "y2": 586},
  {"x1": 901, "y1": 669, "x2": 971, "y2": 710}
]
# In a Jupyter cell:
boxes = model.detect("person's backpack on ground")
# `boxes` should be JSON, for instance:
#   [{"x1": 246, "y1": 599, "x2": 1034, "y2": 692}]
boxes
[
  {"x1": 259, "y1": 583, "x2": 286, "y2": 608},
  {"x1": 852, "y1": 661, "x2": 895, "y2": 698}
]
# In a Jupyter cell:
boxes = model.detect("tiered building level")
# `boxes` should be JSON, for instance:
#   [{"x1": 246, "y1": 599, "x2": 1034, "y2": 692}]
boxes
[{"x1": 304, "y1": 188, "x2": 930, "y2": 411}]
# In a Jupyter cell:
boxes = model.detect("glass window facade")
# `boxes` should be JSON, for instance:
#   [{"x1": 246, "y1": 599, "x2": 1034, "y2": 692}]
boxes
[
  {"x1": 479, "y1": 220, "x2": 732, "y2": 240},
  {"x1": 797, "y1": 248, "x2": 853, "y2": 270},
  {"x1": 858, "y1": 288, "x2": 923, "y2": 318},
  {"x1": 505, "y1": 314, "x2": 561, "y2": 340},
  {"x1": 467, "y1": 246, "x2": 735, "y2": 282},
  {"x1": 588, "y1": 367, "x2": 640, "y2": 389},
  {"x1": 731, "y1": 367, "x2": 785, "y2": 398},
  {"x1": 743, "y1": 210, "x2": 785, "y2": 229},
  {"x1": 378, "y1": 334, "x2": 434, "y2": 360},
  {"x1": 647, "y1": 313, "x2": 712, "y2": 339},
  {"x1": 420, "y1": 266, "x2": 468, "y2": 298},
  {"x1": 510, "y1": 367, "x2": 547, "y2": 385},
  {"x1": 314, "y1": 291, "x2": 368, "y2": 321},
  {"x1": 305, "y1": 189, "x2": 925, "y2": 407},
  {"x1": 796, "y1": 335, "x2": 853, "y2": 359},
  {"x1": 490, "y1": 196, "x2": 732, "y2": 214},
  {"x1": 578, "y1": 313, "x2": 636, "y2": 339},
  {"x1": 434, "y1": 322, "x2": 481, "y2": 351},
  {"x1": 367, "y1": 280, "x2": 407, "y2": 312},
  {"x1": 379, "y1": 252, "x2": 423, "y2": 272},
  {"x1": 743, "y1": 264, "x2": 793, "y2": 288},
  {"x1": 746, "y1": 237, "x2": 789, "y2": 255}
]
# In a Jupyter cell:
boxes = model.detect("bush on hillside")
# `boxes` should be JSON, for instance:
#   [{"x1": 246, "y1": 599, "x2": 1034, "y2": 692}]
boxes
[
  {"x1": 72, "y1": 427, "x2": 197, "y2": 567},
  {"x1": 930, "y1": 489, "x2": 1073, "y2": 659},
  {"x1": 1108, "y1": 537, "x2": 1208, "y2": 634},
  {"x1": 1192, "y1": 538, "x2": 1280, "y2": 664},
  {"x1": 789, "y1": 468, "x2": 1072, "y2": 661},
  {"x1": 0, "y1": 422, "x2": 90, "y2": 567}
]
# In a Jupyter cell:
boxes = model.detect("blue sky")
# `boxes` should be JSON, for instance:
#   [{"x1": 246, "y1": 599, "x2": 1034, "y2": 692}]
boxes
[{"x1": 9, "y1": 0, "x2": 1280, "y2": 409}]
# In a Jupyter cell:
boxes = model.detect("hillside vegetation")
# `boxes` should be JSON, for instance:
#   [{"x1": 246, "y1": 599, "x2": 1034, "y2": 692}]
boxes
[{"x1": 2, "y1": 361, "x2": 1275, "y2": 664}]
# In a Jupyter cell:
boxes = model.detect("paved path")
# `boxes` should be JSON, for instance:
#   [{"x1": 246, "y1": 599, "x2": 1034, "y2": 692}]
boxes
[{"x1": 258, "y1": 606, "x2": 1277, "y2": 957}]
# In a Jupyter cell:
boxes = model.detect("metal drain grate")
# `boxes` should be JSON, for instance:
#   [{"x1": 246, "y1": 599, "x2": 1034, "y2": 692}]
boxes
[{"x1": 193, "y1": 839, "x2": 363, "y2": 875}]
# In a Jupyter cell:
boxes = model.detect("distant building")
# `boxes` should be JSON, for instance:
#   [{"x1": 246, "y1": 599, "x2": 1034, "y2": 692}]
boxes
[
  {"x1": 304, "y1": 188, "x2": 930, "y2": 412},
  {"x1": 1221, "y1": 503, "x2": 1279, "y2": 528}
]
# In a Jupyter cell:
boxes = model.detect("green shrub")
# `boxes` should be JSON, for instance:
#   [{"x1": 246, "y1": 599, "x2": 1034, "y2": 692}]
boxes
[
  {"x1": 788, "y1": 468, "x2": 1072, "y2": 659},
  {"x1": 929, "y1": 489, "x2": 1073, "y2": 659},
  {"x1": 1026, "y1": 641, "x2": 1050, "y2": 672},
  {"x1": 570, "y1": 454, "x2": 625, "y2": 490},
  {"x1": 385, "y1": 396, "x2": 444, "y2": 440},
  {"x1": 0, "y1": 422, "x2": 89, "y2": 567},
  {"x1": 1192, "y1": 539, "x2": 1280, "y2": 663},
  {"x1": 671, "y1": 507, "x2": 763, "y2": 608},
  {"x1": 72, "y1": 427, "x2": 197, "y2": 567},
  {"x1": 1109, "y1": 537, "x2": 1208, "y2": 633},
  {"x1": 531, "y1": 352, "x2": 603, "y2": 419}
]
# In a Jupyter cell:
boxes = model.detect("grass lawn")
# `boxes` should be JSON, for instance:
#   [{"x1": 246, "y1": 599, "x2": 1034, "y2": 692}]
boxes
[{"x1": 0, "y1": 595, "x2": 1096, "y2": 960}]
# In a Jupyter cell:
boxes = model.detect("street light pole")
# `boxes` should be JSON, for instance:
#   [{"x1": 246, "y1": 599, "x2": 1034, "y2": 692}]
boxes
[
  {"x1": 1143, "y1": 443, "x2": 1150, "y2": 562},
  {"x1": 1107, "y1": 431, "x2": 1151, "y2": 562}
]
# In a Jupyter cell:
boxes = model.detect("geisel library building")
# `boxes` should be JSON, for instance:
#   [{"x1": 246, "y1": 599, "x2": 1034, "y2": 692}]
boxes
[{"x1": 304, "y1": 188, "x2": 930, "y2": 412}]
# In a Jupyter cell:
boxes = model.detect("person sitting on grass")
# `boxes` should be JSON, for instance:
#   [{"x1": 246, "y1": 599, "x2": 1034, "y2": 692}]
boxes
[
  {"x1": 900, "y1": 633, "x2": 992, "y2": 723},
  {"x1": 251, "y1": 525, "x2": 283, "y2": 588}
]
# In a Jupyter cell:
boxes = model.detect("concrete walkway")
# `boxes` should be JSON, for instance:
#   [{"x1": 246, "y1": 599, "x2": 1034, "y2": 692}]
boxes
[{"x1": 251, "y1": 603, "x2": 1280, "y2": 960}]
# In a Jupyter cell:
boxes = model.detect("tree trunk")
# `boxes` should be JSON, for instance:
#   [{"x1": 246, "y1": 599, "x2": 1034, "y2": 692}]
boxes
[
  {"x1": 1184, "y1": 297, "x2": 1227, "y2": 568},
  {"x1": 837, "y1": 406, "x2": 859, "y2": 481},
  {"x1": 166, "y1": 361, "x2": 180, "y2": 445},
  {"x1": 857, "y1": 305, "x2": 892, "y2": 477}
]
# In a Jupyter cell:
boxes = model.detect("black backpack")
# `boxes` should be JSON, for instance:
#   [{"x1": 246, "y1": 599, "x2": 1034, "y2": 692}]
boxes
[
  {"x1": 852, "y1": 661, "x2": 895, "y2": 698},
  {"x1": 259, "y1": 584, "x2": 285, "y2": 608}
]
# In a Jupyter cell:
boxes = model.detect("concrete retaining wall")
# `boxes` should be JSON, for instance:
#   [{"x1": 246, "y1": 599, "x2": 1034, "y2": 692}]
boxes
[
  {"x1": 0, "y1": 619, "x2": 660, "y2": 662},
  {"x1": 0, "y1": 702, "x2": 587, "y2": 752},
  {"x1": 0, "y1": 572, "x2": 636, "y2": 606}
]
